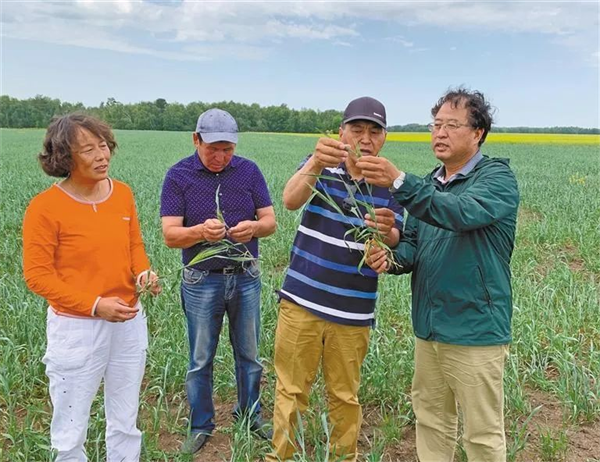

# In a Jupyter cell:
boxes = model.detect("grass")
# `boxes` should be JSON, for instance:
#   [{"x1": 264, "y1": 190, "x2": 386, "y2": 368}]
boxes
[
  {"x1": 0, "y1": 128, "x2": 599, "y2": 461},
  {"x1": 538, "y1": 427, "x2": 569, "y2": 462}
]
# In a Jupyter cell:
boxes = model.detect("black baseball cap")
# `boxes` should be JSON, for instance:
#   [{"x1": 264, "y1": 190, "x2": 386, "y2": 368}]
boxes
[{"x1": 342, "y1": 96, "x2": 387, "y2": 129}]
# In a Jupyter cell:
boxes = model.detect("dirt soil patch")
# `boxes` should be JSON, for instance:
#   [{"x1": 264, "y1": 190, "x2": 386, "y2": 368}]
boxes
[
  {"x1": 514, "y1": 389, "x2": 600, "y2": 462},
  {"x1": 149, "y1": 390, "x2": 599, "y2": 461}
]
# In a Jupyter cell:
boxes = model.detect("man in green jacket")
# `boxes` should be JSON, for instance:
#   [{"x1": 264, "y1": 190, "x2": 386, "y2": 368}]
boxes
[{"x1": 357, "y1": 88, "x2": 519, "y2": 462}]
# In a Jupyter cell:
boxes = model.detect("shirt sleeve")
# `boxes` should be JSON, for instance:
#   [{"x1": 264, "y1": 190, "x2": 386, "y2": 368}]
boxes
[
  {"x1": 251, "y1": 163, "x2": 273, "y2": 210},
  {"x1": 387, "y1": 194, "x2": 405, "y2": 231},
  {"x1": 393, "y1": 163, "x2": 519, "y2": 233},
  {"x1": 390, "y1": 213, "x2": 418, "y2": 275},
  {"x1": 22, "y1": 198, "x2": 99, "y2": 316},
  {"x1": 160, "y1": 170, "x2": 185, "y2": 217},
  {"x1": 128, "y1": 189, "x2": 151, "y2": 277},
  {"x1": 297, "y1": 154, "x2": 312, "y2": 171}
]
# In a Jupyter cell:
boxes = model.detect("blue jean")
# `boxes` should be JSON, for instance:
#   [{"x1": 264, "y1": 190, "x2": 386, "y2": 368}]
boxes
[{"x1": 181, "y1": 263, "x2": 263, "y2": 434}]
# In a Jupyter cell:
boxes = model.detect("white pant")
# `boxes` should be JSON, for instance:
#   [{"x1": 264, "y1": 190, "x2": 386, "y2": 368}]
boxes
[{"x1": 43, "y1": 305, "x2": 148, "y2": 462}]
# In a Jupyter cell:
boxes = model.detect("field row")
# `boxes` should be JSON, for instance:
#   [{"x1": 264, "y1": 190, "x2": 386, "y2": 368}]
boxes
[{"x1": 0, "y1": 129, "x2": 599, "y2": 461}]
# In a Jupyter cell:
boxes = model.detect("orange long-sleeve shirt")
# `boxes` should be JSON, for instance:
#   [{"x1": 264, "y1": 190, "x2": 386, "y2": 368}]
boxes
[{"x1": 23, "y1": 179, "x2": 151, "y2": 317}]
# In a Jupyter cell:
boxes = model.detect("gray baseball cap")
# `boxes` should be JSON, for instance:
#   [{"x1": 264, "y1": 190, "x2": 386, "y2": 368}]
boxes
[
  {"x1": 195, "y1": 108, "x2": 238, "y2": 144},
  {"x1": 342, "y1": 97, "x2": 387, "y2": 129}
]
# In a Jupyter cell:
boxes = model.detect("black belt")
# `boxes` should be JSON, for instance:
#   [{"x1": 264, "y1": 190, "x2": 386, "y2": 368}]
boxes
[{"x1": 209, "y1": 265, "x2": 246, "y2": 275}]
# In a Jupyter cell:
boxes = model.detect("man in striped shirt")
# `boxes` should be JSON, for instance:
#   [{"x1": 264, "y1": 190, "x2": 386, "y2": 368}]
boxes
[{"x1": 267, "y1": 97, "x2": 404, "y2": 462}]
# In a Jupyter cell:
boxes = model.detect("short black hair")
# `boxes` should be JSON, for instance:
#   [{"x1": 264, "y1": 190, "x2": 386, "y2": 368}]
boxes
[{"x1": 431, "y1": 87, "x2": 495, "y2": 146}]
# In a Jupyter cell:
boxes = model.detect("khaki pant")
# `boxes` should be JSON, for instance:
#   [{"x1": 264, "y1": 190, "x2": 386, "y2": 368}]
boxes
[
  {"x1": 413, "y1": 338, "x2": 509, "y2": 462},
  {"x1": 267, "y1": 299, "x2": 370, "y2": 462}
]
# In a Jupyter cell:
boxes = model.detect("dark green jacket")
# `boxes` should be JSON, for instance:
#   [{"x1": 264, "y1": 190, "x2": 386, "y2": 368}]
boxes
[{"x1": 391, "y1": 156, "x2": 519, "y2": 346}]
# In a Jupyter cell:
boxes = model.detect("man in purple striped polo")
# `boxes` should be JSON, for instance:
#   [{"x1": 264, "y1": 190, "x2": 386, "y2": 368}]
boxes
[
  {"x1": 160, "y1": 108, "x2": 276, "y2": 454},
  {"x1": 267, "y1": 97, "x2": 405, "y2": 461}
]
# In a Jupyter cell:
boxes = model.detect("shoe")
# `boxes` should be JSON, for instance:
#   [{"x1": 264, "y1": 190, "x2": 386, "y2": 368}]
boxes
[
  {"x1": 181, "y1": 432, "x2": 210, "y2": 454},
  {"x1": 249, "y1": 417, "x2": 273, "y2": 440}
]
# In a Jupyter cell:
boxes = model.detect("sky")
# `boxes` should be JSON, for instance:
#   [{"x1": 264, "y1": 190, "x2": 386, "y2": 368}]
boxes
[{"x1": 1, "y1": 0, "x2": 599, "y2": 128}]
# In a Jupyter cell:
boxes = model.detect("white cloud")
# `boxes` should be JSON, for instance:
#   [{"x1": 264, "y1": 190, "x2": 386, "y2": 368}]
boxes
[
  {"x1": 1, "y1": 1, "x2": 597, "y2": 62},
  {"x1": 387, "y1": 36, "x2": 414, "y2": 48}
]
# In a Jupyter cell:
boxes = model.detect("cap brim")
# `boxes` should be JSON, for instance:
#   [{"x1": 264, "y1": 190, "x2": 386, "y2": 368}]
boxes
[
  {"x1": 343, "y1": 116, "x2": 386, "y2": 129},
  {"x1": 201, "y1": 132, "x2": 238, "y2": 144}
]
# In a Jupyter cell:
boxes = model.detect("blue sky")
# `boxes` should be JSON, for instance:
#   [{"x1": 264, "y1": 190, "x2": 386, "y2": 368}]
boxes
[{"x1": 1, "y1": 1, "x2": 598, "y2": 127}]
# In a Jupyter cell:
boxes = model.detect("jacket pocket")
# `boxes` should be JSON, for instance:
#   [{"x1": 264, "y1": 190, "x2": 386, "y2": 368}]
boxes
[{"x1": 476, "y1": 265, "x2": 494, "y2": 312}]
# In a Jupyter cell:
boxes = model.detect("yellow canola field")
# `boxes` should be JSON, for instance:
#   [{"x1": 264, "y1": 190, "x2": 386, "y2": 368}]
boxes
[
  {"x1": 385, "y1": 132, "x2": 600, "y2": 145},
  {"x1": 274, "y1": 132, "x2": 599, "y2": 145}
]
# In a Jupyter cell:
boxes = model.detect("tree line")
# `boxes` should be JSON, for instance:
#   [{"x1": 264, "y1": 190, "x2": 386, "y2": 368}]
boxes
[{"x1": 1, "y1": 95, "x2": 598, "y2": 134}]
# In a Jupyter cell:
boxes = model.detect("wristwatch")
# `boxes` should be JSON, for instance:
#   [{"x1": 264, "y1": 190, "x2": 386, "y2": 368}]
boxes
[{"x1": 390, "y1": 172, "x2": 406, "y2": 192}]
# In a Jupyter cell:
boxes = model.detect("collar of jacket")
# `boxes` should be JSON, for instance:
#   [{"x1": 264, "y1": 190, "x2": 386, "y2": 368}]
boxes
[{"x1": 428, "y1": 155, "x2": 511, "y2": 182}]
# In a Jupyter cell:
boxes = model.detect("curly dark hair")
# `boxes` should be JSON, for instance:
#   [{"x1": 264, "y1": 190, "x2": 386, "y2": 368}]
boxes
[
  {"x1": 38, "y1": 113, "x2": 117, "y2": 177},
  {"x1": 431, "y1": 87, "x2": 495, "y2": 146}
]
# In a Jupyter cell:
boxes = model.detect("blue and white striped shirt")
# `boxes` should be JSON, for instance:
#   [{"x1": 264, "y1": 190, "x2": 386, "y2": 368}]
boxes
[{"x1": 280, "y1": 158, "x2": 405, "y2": 326}]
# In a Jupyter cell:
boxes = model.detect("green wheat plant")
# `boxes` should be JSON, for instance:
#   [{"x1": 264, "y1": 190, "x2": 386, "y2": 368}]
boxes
[
  {"x1": 3, "y1": 128, "x2": 600, "y2": 461},
  {"x1": 307, "y1": 175, "x2": 400, "y2": 274},
  {"x1": 315, "y1": 131, "x2": 401, "y2": 273},
  {"x1": 136, "y1": 240, "x2": 255, "y2": 298},
  {"x1": 136, "y1": 185, "x2": 255, "y2": 296},
  {"x1": 304, "y1": 171, "x2": 401, "y2": 275},
  {"x1": 215, "y1": 184, "x2": 227, "y2": 227}
]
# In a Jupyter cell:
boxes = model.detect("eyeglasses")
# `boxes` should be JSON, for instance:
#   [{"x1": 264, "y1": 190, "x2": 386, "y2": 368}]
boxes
[
  {"x1": 427, "y1": 122, "x2": 471, "y2": 133},
  {"x1": 342, "y1": 184, "x2": 359, "y2": 212}
]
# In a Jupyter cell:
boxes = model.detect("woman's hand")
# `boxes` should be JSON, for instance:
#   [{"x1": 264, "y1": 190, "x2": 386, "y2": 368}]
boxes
[
  {"x1": 138, "y1": 270, "x2": 161, "y2": 296},
  {"x1": 95, "y1": 297, "x2": 139, "y2": 322}
]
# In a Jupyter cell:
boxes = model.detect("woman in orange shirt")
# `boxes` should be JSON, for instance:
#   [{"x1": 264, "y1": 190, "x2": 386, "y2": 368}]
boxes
[{"x1": 23, "y1": 114, "x2": 160, "y2": 462}]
